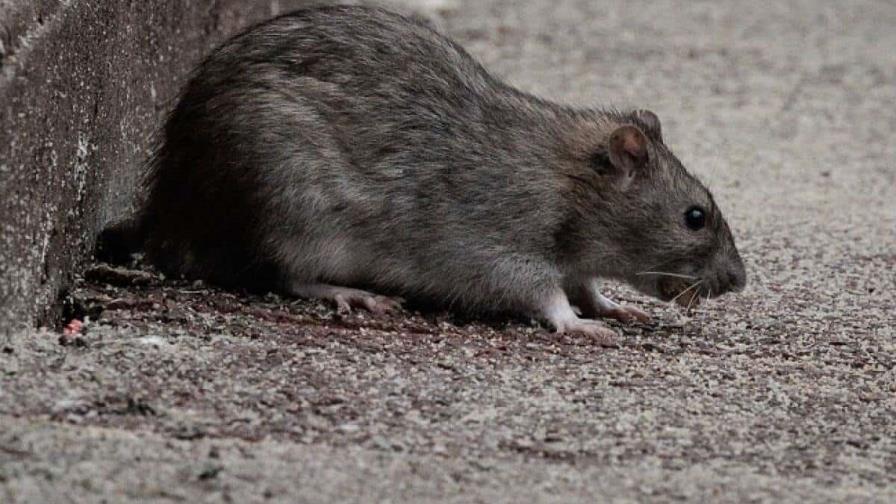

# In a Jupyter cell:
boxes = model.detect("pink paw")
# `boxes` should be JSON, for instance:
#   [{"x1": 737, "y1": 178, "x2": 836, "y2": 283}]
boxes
[
  {"x1": 333, "y1": 291, "x2": 403, "y2": 315},
  {"x1": 555, "y1": 318, "x2": 618, "y2": 345},
  {"x1": 599, "y1": 305, "x2": 650, "y2": 324},
  {"x1": 290, "y1": 283, "x2": 404, "y2": 316}
]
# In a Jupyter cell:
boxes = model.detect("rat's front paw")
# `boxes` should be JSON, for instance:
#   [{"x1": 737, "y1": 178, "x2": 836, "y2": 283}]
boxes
[
  {"x1": 542, "y1": 290, "x2": 618, "y2": 345},
  {"x1": 553, "y1": 318, "x2": 618, "y2": 344},
  {"x1": 581, "y1": 291, "x2": 651, "y2": 324},
  {"x1": 332, "y1": 290, "x2": 403, "y2": 315},
  {"x1": 597, "y1": 304, "x2": 650, "y2": 324}
]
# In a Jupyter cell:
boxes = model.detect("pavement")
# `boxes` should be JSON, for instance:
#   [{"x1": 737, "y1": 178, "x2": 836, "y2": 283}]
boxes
[{"x1": 2, "y1": 0, "x2": 895, "y2": 502}]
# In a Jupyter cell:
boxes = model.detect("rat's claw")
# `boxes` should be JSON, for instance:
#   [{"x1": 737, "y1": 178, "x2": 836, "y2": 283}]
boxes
[
  {"x1": 373, "y1": 295, "x2": 403, "y2": 314},
  {"x1": 590, "y1": 292, "x2": 650, "y2": 324},
  {"x1": 557, "y1": 318, "x2": 618, "y2": 345},
  {"x1": 544, "y1": 291, "x2": 618, "y2": 346},
  {"x1": 361, "y1": 294, "x2": 402, "y2": 314},
  {"x1": 290, "y1": 283, "x2": 403, "y2": 315},
  {"x1": 341, "y1": 292, "x2": 403, "y2": 314},
  {"x1": 361, "y1": 296, "x2": 378, "y2": 313},
  {"x1": 600, "y1": 305, "x2": 651, "y2": 323},
  {"x1": 333, "y1": 294, "x2": 353, "y2": 314}
]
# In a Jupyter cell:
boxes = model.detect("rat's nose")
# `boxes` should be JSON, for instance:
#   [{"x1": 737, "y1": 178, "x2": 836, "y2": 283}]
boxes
[
  {"x1": 727, "y1": 266, "x2": 746, "y2": 292},
  {"x1": 714, "y1": 255, "x2": 746, "y2": 295},
  {"x1": 722, "y1": 257, "x2": 747, "y2": 293}
]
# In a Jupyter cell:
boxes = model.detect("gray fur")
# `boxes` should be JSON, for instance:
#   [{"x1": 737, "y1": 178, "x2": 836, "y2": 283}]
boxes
[{"x1": 137, "y1": 5, "x2": 745, "y2": 322}]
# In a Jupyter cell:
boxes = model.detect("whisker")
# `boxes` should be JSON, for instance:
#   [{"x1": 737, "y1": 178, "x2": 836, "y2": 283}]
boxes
[
  {"x1": 669, "y1": 280, "x2": 702, "y2": 306},
  {"x1": 636, "y1": 271, "x2": 697, "y2": 280},
  {"x1": 686, "y1": 288, "x2": 700, "y2": 313}
]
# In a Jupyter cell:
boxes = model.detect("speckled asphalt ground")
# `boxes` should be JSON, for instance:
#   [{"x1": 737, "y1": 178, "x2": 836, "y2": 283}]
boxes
[{"x1": 2, "y1": 0, "x2": 895, "y2": 502}]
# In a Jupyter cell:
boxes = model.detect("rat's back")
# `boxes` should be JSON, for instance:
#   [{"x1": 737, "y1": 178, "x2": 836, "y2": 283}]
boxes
[{"x1": 139, "y1": 6, "x2": 564, "y2": 307}]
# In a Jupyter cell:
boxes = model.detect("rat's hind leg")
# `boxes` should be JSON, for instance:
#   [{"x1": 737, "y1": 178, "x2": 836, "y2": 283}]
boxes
[
  {"x1": 568, "y1": 279, "x2": 650, "y2": 323},
  {"x1": 289, "y1": 283, "x2": 403, "y2": 315}
]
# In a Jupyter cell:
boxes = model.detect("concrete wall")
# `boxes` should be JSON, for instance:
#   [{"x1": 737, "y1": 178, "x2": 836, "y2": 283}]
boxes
[{"x1": 0, "y1": 0, "x2": 321, "y2": 332}]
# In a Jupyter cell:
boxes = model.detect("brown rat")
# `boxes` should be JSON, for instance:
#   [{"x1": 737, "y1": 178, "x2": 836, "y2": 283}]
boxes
[{"x1": 101, "y1": 5, "x2": 746, "y2": 340}]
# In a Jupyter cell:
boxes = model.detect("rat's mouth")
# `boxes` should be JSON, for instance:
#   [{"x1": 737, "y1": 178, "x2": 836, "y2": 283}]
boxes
[{"x1": 657, "y1": 277, "x2": 704, "y2": 308}]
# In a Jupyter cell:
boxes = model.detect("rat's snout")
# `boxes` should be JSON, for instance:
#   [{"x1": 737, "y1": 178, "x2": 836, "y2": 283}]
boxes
[{"x1": 714, "y1": 253, "x2": 746, "y2": 295}]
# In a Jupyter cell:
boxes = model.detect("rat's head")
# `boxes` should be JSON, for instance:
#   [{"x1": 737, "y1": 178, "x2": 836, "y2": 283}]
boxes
[{"x1": 565, "y1": 110, "x2": 746, "y2": 305}]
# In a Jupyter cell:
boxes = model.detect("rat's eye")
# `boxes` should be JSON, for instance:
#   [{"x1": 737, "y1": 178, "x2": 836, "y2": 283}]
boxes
[{"x1": 685, "y1": 206, "x2": 706, "y2": 230}]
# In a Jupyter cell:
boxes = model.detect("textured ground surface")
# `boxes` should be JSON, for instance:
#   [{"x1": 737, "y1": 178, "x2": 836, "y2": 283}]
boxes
[{"x1": 2, "y1": 0, "x2": 896, "y2": 502}]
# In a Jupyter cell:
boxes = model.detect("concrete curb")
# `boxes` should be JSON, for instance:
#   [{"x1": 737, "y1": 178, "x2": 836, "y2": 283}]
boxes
[{"x1": 0, "y1": 0, "x2": 319, "y2": 332}]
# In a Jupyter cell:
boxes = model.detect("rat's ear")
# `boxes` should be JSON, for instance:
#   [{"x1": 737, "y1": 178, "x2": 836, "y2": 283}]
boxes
[
  {"x1": 605, "y1": 125, "x2": 649, "y2": 189},
  {"x1": 633, "y1": 109, "x2": 661, "y2": 140}
]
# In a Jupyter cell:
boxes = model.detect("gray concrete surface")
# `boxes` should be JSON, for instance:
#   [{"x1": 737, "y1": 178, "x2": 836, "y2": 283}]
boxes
[{"x1": 2, "y1": 0, "x2": 896, "y2": 502}]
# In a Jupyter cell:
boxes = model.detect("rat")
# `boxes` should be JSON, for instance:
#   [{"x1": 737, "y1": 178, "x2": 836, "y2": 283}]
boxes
[{"x1": 99, "y1": 5, "x2": 746, "y2": 340}]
